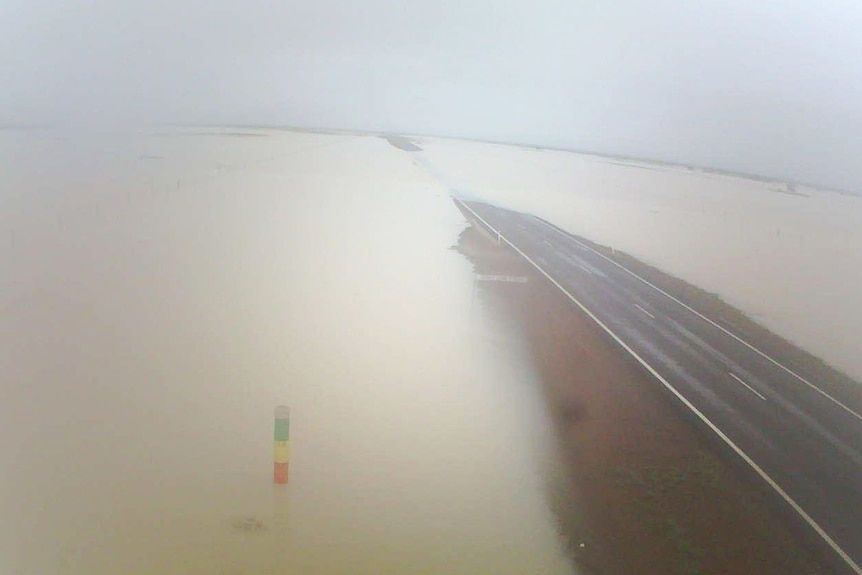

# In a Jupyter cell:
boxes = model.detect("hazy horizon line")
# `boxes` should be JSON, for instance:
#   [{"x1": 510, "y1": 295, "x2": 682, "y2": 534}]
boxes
[{"x1": 5, "y1": 120, "x2": 860, "y2": 198}]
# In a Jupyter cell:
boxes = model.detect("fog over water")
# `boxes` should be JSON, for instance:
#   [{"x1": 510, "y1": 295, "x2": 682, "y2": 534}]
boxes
[
  {"x1": 1, "y1": 129, "x2": 573, "y2": 574},
  {"x1": 4, "y1": 2, "x2": 862, "y2": 571},
  {"x1": 3, "y1": 2, "x2": 862, "y2": 190}
]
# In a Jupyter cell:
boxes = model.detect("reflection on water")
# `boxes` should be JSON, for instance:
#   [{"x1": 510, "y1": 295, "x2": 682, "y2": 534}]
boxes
[{"x1": 0, "y1": 129, "x2": 574, "y2": 574}]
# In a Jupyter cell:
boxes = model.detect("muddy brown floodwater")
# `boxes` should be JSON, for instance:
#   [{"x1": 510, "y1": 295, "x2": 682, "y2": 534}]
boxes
[
  {"x1": 457, "y1": 225, "x2": 832, "y2": 575},
  {"x1": 0, "y1": 129, "x2": 575, "y2": 575}
]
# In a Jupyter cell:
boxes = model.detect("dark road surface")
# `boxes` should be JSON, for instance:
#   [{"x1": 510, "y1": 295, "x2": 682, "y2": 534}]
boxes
[{"x1": 455, "y1": 198, "x2": 862, "y2": 575}]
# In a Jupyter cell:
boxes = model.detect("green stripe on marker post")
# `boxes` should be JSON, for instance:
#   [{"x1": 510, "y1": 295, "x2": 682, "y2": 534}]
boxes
[
  {"x1": 274, "y1": 405, "x2": 290, "y2": 484},
  {"x1": 274, "y1": 409, "x2": 290, "y2": 441}
]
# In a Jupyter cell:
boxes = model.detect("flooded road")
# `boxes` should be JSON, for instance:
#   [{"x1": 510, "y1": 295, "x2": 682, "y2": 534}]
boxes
[
  {"x1": 0, "y1": 129, "x2": 574, "y2": 574},
  {"x1": 417, "y1": 138, "x2": 862, "y2": 383}
]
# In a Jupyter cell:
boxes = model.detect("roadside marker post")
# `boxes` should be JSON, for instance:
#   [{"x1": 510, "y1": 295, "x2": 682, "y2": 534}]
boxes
[{"x1": 274, "y1": 405, "x2": 290, "y2": 484}]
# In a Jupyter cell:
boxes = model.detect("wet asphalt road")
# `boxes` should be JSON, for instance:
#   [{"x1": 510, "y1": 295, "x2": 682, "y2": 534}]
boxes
[{"x1": 455, "y1": 198, "x2": 862, "y2": 575}]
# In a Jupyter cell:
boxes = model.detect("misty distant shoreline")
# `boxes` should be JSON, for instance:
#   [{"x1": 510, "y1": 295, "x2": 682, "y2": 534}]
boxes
[
  {"x1": 5, "y1": 122, "x2": 858, "y2": 197},
  {"x1": 161, "y1": 123, "x2": 862, "y2": 198}
]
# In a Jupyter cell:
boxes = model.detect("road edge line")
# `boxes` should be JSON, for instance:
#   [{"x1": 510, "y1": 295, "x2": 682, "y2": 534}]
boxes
[
  {"x1": 455, "y1": 197, "x2": 862, "y2": 575},
  {"x1": 532, "y1": 215, "x2": 862, "y2": 423}
]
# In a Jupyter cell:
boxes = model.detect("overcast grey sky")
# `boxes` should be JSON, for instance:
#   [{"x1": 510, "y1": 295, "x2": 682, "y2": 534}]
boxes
[{"x1": 3, "y1": 0, "x2": 862, "y2": 191}]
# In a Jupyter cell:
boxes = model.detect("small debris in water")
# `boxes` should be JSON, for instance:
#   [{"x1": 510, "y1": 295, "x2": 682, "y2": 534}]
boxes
[{"x1": 231, "y1": 516, "x2": 268, "y2": 533}]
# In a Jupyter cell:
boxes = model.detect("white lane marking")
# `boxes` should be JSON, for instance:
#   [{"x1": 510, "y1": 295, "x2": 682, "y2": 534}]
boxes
[
  {"x1": 729, "y1": 372, "x2": 767, "y2": 401},
  {"x1": 543, "y1": 239, "x2": 553, "y2": 247},
  {"x1": 533, "y1": 216, "x2": 862, "y2": 424},
  {"x1": 634, "y1": 304, "x2": 655, "y2": 319},
  {"x1": 453, "y1": 198, "x2": 862, "y2": 575}
]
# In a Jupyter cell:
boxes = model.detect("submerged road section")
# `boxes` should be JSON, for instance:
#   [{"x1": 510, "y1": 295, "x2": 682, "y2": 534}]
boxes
[{"x1": 455, "y1": 197, "x2": 862, "y2": 575}]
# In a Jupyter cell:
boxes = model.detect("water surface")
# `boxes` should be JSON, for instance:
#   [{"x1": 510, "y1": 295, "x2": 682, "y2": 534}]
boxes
[{"x1": 0, "y1": 129, "x2": 573, "y2": 574}]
